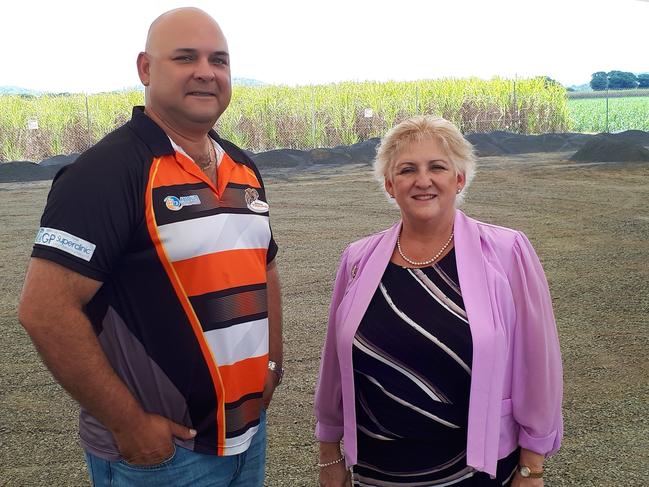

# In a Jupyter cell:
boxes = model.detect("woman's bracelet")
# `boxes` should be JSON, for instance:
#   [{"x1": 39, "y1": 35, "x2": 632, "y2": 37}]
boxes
[{"x1": 317, "y1": 455, "x2": 345, "y2": 468}]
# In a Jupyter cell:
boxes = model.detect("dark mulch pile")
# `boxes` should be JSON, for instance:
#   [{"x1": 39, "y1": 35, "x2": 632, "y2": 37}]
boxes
[
  {"x1": 570, "y1": 136, "x2": 649, "y2": 163},
  {"x1": 0, "y1": 161, "x2": 63, "y2": 182},
  {"x1": 466, "y1": 130, "x2": 649, "y2": 157},
  {"x1": 0, "y1": 154, "x2": 78, "y2": 183},
  {"x1": 2, "y1": 132, "x2": 648, "y2": 183}
]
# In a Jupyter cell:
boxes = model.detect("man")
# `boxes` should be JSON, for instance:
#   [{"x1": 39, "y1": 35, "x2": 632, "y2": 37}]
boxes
[{"x1": 18, "y1": 8, "x2": 283, "y2": 486}]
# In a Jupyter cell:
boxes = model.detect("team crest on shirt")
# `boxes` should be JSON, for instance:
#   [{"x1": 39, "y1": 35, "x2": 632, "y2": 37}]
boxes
[
  {"x1": 164, "y1": 195, "x2": 201, "y2": 211},
  {"x1": 244, "y1": 188, "x2": 269, "y2": 213}
]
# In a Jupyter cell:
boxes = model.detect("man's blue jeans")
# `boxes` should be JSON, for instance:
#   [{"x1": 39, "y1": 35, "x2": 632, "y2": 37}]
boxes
[{"x1": 84, "y1": 410, "x2": 266, "y2": 487}]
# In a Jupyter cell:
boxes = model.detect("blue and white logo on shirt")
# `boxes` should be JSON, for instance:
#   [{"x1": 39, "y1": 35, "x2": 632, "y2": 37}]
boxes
[
  {"x1": 35, "y1": 227, "x2": 96, "y2": 262},
  {"x1": 164, "y1": 195, "x2": 202, "y2": 211}
]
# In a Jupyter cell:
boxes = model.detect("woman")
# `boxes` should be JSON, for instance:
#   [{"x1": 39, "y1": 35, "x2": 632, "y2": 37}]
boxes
[{"x1": 314, "y1": 116, "x2": 563, "y2": 487}]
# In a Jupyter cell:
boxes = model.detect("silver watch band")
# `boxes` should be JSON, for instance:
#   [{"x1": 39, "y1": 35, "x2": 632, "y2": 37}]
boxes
[{"x1": 268, "y1": 360, "x2": 284, "y2": 385}]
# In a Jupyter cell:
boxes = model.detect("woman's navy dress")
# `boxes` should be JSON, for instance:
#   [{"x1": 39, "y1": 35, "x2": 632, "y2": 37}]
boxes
[{"x1": 352, "y1": 249, "x2": 519, "y2": 486}]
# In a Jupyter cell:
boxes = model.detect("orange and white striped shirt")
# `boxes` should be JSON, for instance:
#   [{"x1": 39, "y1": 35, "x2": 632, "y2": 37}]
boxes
[{"x1": 33, "y1": 106, "x2": 277, "y2": 459}]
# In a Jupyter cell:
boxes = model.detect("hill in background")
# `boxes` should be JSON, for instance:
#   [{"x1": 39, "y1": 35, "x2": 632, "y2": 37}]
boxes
[
  {"x1": 0, "y1": 77, "x2": 266, "y2": 96},
  {"x1": 0, "y1": 86, "x2": 43, "y2": 96}
]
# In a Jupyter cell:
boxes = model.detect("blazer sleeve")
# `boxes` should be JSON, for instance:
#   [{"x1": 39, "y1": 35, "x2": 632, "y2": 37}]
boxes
[
  {"x1": 314, "y1": 246, "x2": 351, "y2": 442},
  {"x1": 509, "y1": 232, "x2": 564, "y2": 456}
]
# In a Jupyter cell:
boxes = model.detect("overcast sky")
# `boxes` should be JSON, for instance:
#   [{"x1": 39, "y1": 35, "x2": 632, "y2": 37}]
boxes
[{"x1": 3, "y1": 0, "x2": 647, "y2": 93}]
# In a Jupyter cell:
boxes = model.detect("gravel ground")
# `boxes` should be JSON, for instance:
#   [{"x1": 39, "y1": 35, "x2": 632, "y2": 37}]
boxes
[{"x1": 1, "y1": 153, "x2": 648, "y2": 486}]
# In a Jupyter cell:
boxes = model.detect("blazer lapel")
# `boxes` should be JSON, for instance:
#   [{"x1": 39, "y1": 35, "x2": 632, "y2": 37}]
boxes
[
  {"x1": 454, "y1": 210, "x2": 501, "y2": 472},
  {"x1": 339, "y1": 221, "x2": 400, "y2": 347}
]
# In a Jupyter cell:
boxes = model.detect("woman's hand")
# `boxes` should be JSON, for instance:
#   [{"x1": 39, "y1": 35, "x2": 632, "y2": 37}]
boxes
[
  {"x1": 511, "y1": 472, "x2": 543, "y2": 487},
  {"x1": 513, "y1": 448, "x2": 544, "y2": 487},
  {"x1": 319, "y1": 462, "x2": 351, "y2": 487},
  {"x1": 318, "y1": 441, "x2": 351, "y2": 487}
]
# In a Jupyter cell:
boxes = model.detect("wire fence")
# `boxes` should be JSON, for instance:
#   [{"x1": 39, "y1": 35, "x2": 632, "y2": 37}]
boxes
[
  {"x1": 566, "y1": 88, "x2": 649, "y2": 134},
  {"x1": 1, "y1": 83, "x2": 648, "y2": 162},
  {"x1": 216, "y1": 105, "x2": 564, "y2": 153}
]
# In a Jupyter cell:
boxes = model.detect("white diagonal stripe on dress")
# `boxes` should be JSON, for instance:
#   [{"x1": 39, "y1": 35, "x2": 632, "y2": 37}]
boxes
[
  {"x1": 356, "y1": 451, "x2": 469, "y2": 479},
  {"x1": 357, "y1": 372, "x2": 459, "y2": 429},
  {"x1": 353, "y1": 463, "x2": 475, "y2": 486},
  {"x1": 353, "y1": 335, "x2": 449, "y2": 404},
  {"x1": 358, "y1": 425, "x2": 396, "y2": 441},
  {"x1": 357, "y1": 392, "x2": 405, "y2": 439},
  {"x1": 379, "y1": 283, "x2": 471, "y2": 374},
  {"x1": 409, "y1": 268, "x2": 468, "y2": 323}
]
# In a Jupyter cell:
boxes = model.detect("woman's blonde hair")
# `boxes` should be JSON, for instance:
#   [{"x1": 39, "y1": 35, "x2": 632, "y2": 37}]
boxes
[{"x1": 373, "y1": 115, "x2": 476, "y2": 205}]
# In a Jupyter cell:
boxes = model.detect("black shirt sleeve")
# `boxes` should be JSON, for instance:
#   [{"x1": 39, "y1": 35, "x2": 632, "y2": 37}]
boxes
[{"x1": 32, "y1": 134, "x2": 146, "y2": 281}]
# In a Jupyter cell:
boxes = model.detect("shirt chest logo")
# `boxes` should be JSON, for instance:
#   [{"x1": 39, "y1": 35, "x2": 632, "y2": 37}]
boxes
[
  {"x1": 244, "y1": 188, "x2": 269, "y2": 213},
  {"x1": 164, "y1": 195, "x2": 202, "y2": 211}
]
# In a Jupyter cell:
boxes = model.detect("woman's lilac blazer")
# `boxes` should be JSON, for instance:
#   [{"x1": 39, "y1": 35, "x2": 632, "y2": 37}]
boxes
[{"x1": 314, "y1": 210, "x2": 563, "y2": 476}]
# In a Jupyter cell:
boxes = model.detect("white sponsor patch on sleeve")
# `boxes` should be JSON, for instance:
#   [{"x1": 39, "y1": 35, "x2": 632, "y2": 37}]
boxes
[{"x1": 35, "y1": 227, "x2": 96, "y2": 262}]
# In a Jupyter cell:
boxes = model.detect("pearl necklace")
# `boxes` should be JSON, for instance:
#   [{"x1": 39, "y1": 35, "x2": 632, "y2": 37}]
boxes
[{"x1": 397, "y1": 231, "x2": 454, "y2": 266}]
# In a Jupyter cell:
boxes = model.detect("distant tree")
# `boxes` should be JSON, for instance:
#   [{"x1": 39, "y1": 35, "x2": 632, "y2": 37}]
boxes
[
  {"x1": 607, "y1": 71, "x2": 638, "y2": 89},
  {"x1": 638, "y1": 73, "x2": 649, "y2": 88},
  {"x1": 568, "y1": 83, "x2": 592, "y2": 92},
  {"x1": 590, "y1": 72, "x2": 608, "y2": 91},
  {"x1": 540, "y1": 76, "x2": 564, "y2": 89}
]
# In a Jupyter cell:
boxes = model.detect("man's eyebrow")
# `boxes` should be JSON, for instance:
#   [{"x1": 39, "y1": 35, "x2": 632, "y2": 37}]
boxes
[{"x1": 172, "y1": 48, "x2": 229, "y2": 57}]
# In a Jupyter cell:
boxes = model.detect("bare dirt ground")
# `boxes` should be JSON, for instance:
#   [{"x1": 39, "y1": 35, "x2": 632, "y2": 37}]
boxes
[{"x1": 1, "y1": 152, "x2": 648, "y2": 486}]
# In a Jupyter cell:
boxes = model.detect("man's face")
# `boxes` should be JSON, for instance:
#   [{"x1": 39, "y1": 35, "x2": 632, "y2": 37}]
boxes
[{"x1": 138, "y1": 13, "x2": 232, "y2": 130}]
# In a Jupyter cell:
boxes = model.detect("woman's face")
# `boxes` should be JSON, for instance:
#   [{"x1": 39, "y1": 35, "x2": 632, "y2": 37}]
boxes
[{"x1": 384, "y1": 137, "x2": 465, "y2": 226}]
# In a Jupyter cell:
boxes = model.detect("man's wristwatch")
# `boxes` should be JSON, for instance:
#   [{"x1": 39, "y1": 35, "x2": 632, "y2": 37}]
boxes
[
  {"x1": 268, "y1": 360, "x2": 284, "y2": 385},
  {"x1": 518, "y1": 465, "x2": 543, "y2": 478}
]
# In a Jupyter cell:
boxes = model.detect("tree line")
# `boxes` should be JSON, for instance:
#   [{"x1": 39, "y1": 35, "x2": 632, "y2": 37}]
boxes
[{"x1": 590, "y1": 71, "x2": 649, "y2": 90}]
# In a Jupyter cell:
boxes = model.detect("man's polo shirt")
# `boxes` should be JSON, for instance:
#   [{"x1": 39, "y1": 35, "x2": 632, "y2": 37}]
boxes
[{"x1": 32, "y1": 106, "x2": 278, "y2": 459}]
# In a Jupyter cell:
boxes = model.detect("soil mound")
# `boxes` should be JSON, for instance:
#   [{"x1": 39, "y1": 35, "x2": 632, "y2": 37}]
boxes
[
  {"x1": 466, "y1": 131, "x2": 593, "y2": 156},
  {"x1": 0, "y1": 154, "x2": 76, "y2": 183},
  {"x1": 569, "y1": 136, "x2": 649, "y2": 163},
  {"x1": 0, "y1": 161, "x2": 61, "y2": 183},
  {"x1": 610, "y1": 130, "x2": 649, "y2": 145},
  {"x1": 250, "y1": 138, "x2": 380, "y2": 169},
  {"x1": 39, "y1": 154, "x2": 78, "y2": 167},
  {"x1": 251, "y1": 149, "x2": 307, "y2": 168},
  {"x1": 3, "y1": 131, "x2": 648, "y2": 183}
]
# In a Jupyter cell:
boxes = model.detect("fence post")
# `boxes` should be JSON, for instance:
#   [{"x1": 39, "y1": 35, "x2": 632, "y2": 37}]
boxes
[
  {"x1": 85, "y1": 94, "x2": 92, "y2": 148},
  {"x1": 512, "y1": 77, "x2": 518, "y2": 133},
  {"x1": 605, "y1": 86, "x2": 609, "y2": 133},
  {"x1": 311, "y1": 86, "x2": 317, "y2": 148}
]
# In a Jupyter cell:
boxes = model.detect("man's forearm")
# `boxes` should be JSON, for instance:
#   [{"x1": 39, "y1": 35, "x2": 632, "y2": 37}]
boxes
[
  {"x1": 266, "y1": 261, "x2": 283, "y2": 366},
  {"x1": 21, "y1": 304, "x2": 144, "y2": 433}
]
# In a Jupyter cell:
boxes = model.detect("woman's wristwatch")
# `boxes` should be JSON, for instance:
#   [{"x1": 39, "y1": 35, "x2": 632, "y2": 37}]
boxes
[
  {"x1": 268, "y1": 360, "x2": 284, "y2": 385},
  {"x1": 518, "y1": 465, "x2": 544, "y2": 478}
]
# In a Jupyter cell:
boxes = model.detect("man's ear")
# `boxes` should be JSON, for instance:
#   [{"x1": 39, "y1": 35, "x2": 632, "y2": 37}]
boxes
[{"x1": 136, "y1": 52, "x2": 150, "y2": 86}]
